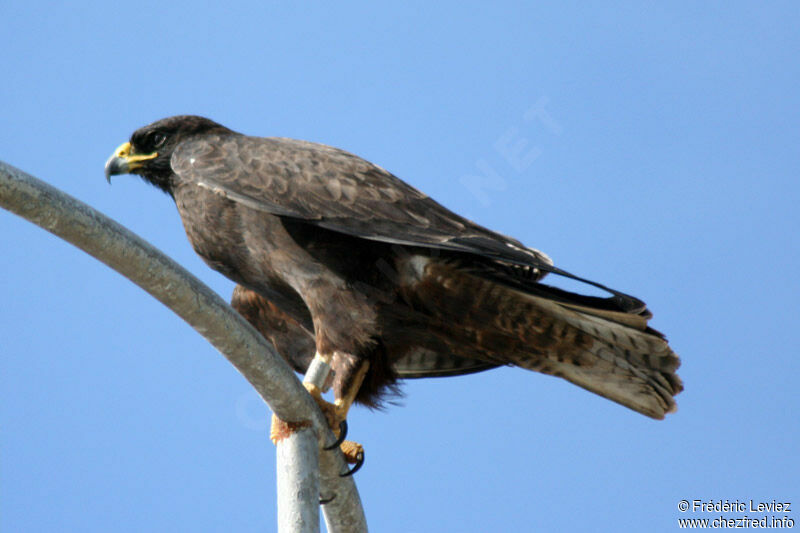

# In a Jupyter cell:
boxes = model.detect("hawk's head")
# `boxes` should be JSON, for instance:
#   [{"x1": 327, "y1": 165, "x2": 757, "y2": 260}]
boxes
[{"x1": 105, "y1": 115, "x2": 230, "y2": 193}]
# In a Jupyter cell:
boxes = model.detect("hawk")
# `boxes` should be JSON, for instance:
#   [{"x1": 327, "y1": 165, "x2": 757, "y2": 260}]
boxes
[{"x1": 105, "y1": 116, "x2": 682, "y2": 471}]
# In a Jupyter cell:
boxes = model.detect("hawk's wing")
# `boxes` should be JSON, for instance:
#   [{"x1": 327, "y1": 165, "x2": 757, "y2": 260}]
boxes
[
  {"x1": 172, "y1": 134, "x2": 549, "y2": 261},
  {"x1": 172, "y1": 133, "x2": 642, "y2": 309}
]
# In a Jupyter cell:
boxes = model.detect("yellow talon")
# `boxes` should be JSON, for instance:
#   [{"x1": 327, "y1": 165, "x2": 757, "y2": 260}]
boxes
[
  {"x1": 340, "y1": 440, "x2": 364, "y2": 464},
  {"x1": 303, "y1": 382, "x2": 344, "y2": 433},
  {"x1": 269, "y1": 414, "x2": 311, "y2": 444}
]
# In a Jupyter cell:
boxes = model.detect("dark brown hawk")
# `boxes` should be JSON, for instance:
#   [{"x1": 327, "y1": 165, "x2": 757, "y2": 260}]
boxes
[{"x1": 105, "y1": 116, "x2": 682, "y2": 469}]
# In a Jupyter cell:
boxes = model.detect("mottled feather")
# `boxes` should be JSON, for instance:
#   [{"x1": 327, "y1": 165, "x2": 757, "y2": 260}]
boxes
[{"x1": 110, "y1": 115, "x2": 682, "y2": 418}]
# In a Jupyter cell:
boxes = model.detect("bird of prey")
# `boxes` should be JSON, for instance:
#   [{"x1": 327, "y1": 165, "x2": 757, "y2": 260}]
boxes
[{"x1": 105, "y1": 115, "x2": 682, "y2": 471}]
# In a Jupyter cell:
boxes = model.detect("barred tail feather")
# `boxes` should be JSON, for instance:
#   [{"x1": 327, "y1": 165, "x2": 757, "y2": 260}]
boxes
[
  {"x1": 413, "y1": 261, "x2": 683, "y2": 419},
  {"x1": 518, "y1": 292, "x2": 683, "y2": 419}
]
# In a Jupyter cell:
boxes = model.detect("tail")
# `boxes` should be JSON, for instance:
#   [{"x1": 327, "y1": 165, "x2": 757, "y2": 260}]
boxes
[
  {"x1": 412, "y1": 260, "x2": 683, "y2": 419},
  {"x1": 514, "y1": 285, "x2": 682, "y2": 419}
]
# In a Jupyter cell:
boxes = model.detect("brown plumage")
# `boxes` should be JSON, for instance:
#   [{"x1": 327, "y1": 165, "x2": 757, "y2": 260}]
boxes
[{"x1": 106, "y1": 115, "x2": 682, "y2": 420}]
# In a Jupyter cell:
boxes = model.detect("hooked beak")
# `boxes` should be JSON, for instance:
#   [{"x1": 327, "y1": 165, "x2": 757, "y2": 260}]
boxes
[{"x1": 104, "y1": 142, "x2": 158, "y2": 183}]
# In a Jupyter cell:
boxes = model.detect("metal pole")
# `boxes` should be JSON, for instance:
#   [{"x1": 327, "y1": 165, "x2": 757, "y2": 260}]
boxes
[
  {"x1": 276, "y1": 426, "x2": 321, "y2": 533},
  {"x1": 274, "y1": 355, "x2": 332, "y2": 533},
  {"x1": 0, "y1": 161, "x2": 367, "y2": 532}
]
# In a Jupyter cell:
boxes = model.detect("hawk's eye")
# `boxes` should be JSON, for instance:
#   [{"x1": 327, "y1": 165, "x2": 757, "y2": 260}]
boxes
[{"x1": 146, "y1": 132, "x2": 167, "y2": 150}]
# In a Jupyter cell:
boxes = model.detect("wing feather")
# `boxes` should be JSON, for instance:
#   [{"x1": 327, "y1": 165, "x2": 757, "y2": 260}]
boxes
[
  {"x1": 172, "y1": 134, "x2": 552, "y2": 265},
  {"x1": 172, "y1": 133, "x2": 642, "y2": 309}
]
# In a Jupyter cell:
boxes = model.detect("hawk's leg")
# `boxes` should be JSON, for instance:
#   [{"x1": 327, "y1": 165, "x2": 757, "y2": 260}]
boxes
[
  {"x1": 309, "y1": 351, "x2": 368, "y2": 473},
  {"x1": 270, "y1": 352, "x2": 368, "y2": 474}
]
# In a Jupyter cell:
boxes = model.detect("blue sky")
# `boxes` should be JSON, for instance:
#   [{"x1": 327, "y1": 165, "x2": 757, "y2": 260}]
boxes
[{"x1": 1, "y1": 2, "x2": 798, "y2": 531}]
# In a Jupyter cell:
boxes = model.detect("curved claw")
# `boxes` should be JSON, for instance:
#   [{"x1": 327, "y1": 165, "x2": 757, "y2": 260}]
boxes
[
  {"x1": 340, "y1": 450, "x2": 364, "y2": 478},
  {"x1": 319, "y1": 493, "x2": 336, "y2": 505},
  {"x1": 323, "y1": 420, "x2": 347, "y2": 451}
]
